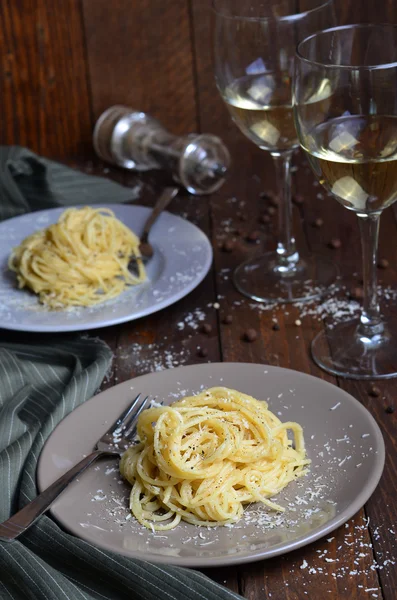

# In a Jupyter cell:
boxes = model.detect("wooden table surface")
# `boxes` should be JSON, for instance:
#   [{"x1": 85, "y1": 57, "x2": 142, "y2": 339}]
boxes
[{"x1": 1, "y1": 1, "x2": 396, "y2": 599}]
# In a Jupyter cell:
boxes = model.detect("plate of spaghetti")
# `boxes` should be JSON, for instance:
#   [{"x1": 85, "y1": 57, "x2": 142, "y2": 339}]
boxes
[
  {"x1": 37, "y1": 363, "x2": 385, "y2": 567},
  {"x1": 0, "y1": 204, "x2": 212, "y2": 332}
]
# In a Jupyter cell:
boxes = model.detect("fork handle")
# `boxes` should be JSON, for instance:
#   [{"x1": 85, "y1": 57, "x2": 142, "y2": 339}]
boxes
[
  {"x1": 140, "y1": 186, "x2": 179, "y2": 244},
  {"x1": 0, "y1": 450, "x2": 107, "y2": 542}
]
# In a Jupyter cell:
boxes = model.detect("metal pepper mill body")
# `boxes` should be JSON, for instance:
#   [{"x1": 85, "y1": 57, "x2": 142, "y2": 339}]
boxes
[{"x1": 93, "y1": 106, "x2": 230, "y2": 195}]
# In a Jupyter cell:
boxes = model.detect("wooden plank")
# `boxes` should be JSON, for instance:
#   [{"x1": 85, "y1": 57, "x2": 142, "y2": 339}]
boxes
[
  {"x1": 240, "y1": 513, "x2": 380, "y2": 600},
  {"x1": 0, "y1": 0, "x2": 92, "y2": 159},
  {"x1": 200, "y1": 567, "x2": 240, "y2": 595},
  {"x1": 335, "y1": 0, "x2": 397, "y2": 23},
  {"x1": 297, "y1": 159, "x2": 397, "y2": 599},
  {"x1": 110, "y1": 181, "x2": 234, "y2": 580},
  {"x1": 82, "y1": 0, "x2": 197, "y2": 134},
  {"x1": 0, "y1": 0, "x2": 394, "y2": 598},
  {"x1": 190, "y1": 1, "x2": 385, "y2": 598},
  {"x1": 289, "y1": 153, "x2": 397, "y2": 599},
  {"x1": 202, "y1": 135, "x2": 383, "y2": 599},
  {"x1": 113, "y1": 185, "x2": 221, "y2": 384},
  {"x1": 81, "y1": 0, "x2": 212, "y2": 386},
  {"x1": 82, "y1": 0, "x2": 235, "y2": 584},
  {"x1": 80, "y1": 0, "x2": 232, "y2": 560},
  {"x1": 111, "y1": 172, "x2": 221, "y2": 379}
]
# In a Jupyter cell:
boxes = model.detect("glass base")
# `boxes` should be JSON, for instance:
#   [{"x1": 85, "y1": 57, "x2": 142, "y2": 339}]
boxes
[
  {"x1": 312, "y1": 319, "x2": 397, "y2": 379},
  {"x1": 233, "y1": 252, "x2": 337, "y2": 303}
]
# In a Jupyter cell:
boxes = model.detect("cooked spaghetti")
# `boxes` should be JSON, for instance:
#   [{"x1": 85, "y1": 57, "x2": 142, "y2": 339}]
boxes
[
  {"x1": 8, "y1": 206, "x2": 146, "y2": 309},
  {"x1": 120, "y1": 387, "x2": 310, "y2": 530}
]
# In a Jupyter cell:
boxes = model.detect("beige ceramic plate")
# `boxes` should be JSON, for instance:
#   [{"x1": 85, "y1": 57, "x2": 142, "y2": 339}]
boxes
[{"x1": 37, "y1": 363, "x2": 385, "y2": 567}]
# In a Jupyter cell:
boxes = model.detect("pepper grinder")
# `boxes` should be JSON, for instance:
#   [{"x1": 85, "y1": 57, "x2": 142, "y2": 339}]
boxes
[{"x1": 93, "y1": 105, "x2": 230, "y2": 195}]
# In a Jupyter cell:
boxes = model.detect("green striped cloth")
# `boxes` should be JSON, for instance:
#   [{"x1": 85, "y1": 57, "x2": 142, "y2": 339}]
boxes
[
  {"x1": 0, "y1": 146, "x2": 140, "y2": 221},
  {"x1": 0, "y1": 148, "x2": 244, "y2": 600}
]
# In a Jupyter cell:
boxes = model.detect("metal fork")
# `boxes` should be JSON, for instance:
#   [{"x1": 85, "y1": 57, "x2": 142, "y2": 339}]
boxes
[{"x1": 0, "y1": 392, "x2": 150, "y2": 542}]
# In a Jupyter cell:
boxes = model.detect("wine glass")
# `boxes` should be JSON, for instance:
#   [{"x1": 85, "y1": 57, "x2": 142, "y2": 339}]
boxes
[
  {"x1": 294, "y1": 24, "x2": 397, "y2": 379},
  {"x1": 213, "y1": 0, "x2": 337, "y2": 303}
]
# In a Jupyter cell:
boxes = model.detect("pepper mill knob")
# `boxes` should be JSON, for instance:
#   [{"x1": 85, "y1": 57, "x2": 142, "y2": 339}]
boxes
[{"x1": 93, "y1": 105, "x2": 230, "y2": 195}]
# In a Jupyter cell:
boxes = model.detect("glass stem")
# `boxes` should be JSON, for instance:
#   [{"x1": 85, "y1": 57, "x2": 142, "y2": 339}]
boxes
[
  {"x1": 272, "y1": 151, "x2": 299, "y2": 270},
  {"x1": 357, "y1": 212, "x2": 384, "y2": 337}
]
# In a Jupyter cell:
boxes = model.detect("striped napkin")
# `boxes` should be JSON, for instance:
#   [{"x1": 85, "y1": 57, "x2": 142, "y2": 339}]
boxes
[
  {"x1": 0, "y1": 148, "x2": 244, "y2": 600},
  {"x1": 0, "y1": 145, "x2": 140, "y2": 221}
]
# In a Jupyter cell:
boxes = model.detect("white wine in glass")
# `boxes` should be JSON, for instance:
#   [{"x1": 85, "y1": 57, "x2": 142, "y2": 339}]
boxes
[
  {"x1": 222, "y1": 73, "x2": 298, "y2": 152},
  {"x1": 302, "y1": 115, "x2": 397, "y2": 213},
  {"x1": 294, "y1": 24, "x2": 397, "y2": 379},
  {"x1": 213, "y1": 0, "x2": 337, "y2": 303}
]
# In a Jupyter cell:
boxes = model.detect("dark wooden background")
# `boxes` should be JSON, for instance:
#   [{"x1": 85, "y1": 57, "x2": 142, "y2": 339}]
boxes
[
  {"x1": 1, "y1": 1, "x2": 397, "y2": 599},
  {"x1": 3, "y1": 0, "x2": 397, "y2": 160}
]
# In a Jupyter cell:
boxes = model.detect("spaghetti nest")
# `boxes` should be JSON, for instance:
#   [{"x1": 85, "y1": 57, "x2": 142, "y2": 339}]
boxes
[
  {"x1": 8, "y1": 207, "x2": 146, "y2": 309},
  {"x1": 120, "y1": 387, "x2": 310, "y2": 530}
]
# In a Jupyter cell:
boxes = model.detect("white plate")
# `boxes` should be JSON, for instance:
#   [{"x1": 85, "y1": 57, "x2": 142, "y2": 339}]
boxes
[
  {"x1": 37, "y1": 363, "x2": 385, "y2": 568},
  {"x1": 0, "y1": 205, "x2": 212, "y2": 332}
]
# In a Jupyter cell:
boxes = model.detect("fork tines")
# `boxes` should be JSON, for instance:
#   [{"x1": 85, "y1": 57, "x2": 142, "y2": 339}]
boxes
[
  {"x1": 123, "y1": 395, "x2": 150, "y2": 437},
  {"x1": 115, "y1": 393, "x2": 149, "y2": 434}
]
